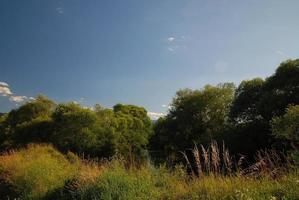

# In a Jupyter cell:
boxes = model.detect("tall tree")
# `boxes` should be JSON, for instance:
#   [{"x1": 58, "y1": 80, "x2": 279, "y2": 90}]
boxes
[
  {"x1": 0, "y1": 95, "x2": 56, "y2": 148},
  {"x1": 113, "y1": 104, "x2": 152, "y2": 161},
  {"x1": 150, "y1": 83, "x2": 235, "y2": 162},
  {"x1": 51, "y1": 103, "x2": 98, "y2": 154},
  {"x1": 258, "y1": 59, "x2": 299, "y2": 120}
]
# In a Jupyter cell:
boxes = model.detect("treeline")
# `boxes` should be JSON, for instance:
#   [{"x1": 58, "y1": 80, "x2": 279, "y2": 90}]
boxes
[
  {"x1": 0, "y1": 100, "x2": 152, "y2": 163},
  {"x1": 0, "y1": 59, "x2": 299, "y2": 165},
  {"x1": 151, "y1": 59, "x2": 299, "y2": 165}
]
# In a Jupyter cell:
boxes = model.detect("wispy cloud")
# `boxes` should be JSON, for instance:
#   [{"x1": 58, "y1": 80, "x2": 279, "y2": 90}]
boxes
[
  {"x1": 56, "y1": 1, "x2": 64, "y2": 15},
  {"x1": 275, "y1": 50, "x2": 288, "y2": 58},
  {"x1": 147, "y1": 112, "x2": 165, "y2": 120},
  {"x1": 0, "y1": 81, "x2": 33, "y2": 103},
  {"x1": 165, "y1": 35, "x2": 188, "y2": 52},
  {"x1": 167, "y1": 37, "x2": 175, "y2": 42},
  {"x1": 72, "y1": 97, "x2": 85, "y2": 105},
  {"x1": 9, "y1": 96, "x2": 28, "y2": 103},
  {"x1": 162, "y1": 104, "x2": 172, "y2": 109},
  {"x1": 56, "y1": 7, "x2": 64, "y2": 14},
  {"x1": 167, "y1": 47, "x2": 177, "y2": 52}
]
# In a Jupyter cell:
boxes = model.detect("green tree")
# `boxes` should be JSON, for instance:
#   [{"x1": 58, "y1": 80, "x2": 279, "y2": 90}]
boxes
[
  {"x1": 0, "y1": 95, "x2": 56, "y2": 148},
  {"x1": 229, "y1": 78, "x2": 264, "y2": 123},
  {"x1": 113, "y1": 104, "x2": 152, "y2": 162},
  {"x1": 227, "y1": 59, "x2": 299, "y2": 157},
  {"x1": 95, "y1": 107, "x2": 119, "y2": 157},
  {"x1": 259, "y1": 59, "x2": 299, "y2": 120},
  {"x1": 227, "y1": 78, "x2": 272, "y2": 157},
  {"x1": 271, "y1": 105, "x2": 299, "y2": 164},
  {"x1": 51, "y1": 103, "x2": 98, "y2": 154},
  {"x1": 150, "y1": 83, "x2": 235, "y2": 162}
]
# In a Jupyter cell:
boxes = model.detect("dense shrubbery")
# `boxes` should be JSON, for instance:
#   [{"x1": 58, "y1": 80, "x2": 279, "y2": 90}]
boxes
[
  {"x1": 271, "y1": 105, "x2": 299, "y2": 164},
  {"x1": 0, "y1": 144, "x2": 78, "y2": 199}
]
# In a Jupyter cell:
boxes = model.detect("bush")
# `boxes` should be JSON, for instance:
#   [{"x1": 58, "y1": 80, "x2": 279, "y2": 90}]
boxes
[
  {"x1": 271, "y1": 105, "x2": 299, "y2": 164},
  {"x1": 0, "y1": 144, "x2": 78, "y2": 199}
]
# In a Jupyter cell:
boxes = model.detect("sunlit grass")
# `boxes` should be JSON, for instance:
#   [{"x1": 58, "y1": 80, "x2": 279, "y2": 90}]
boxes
[
  {"x1": 0, "y1": 144, "x2": 298, "y2": 200},
  {"x1": 0, "y1": 144, "x2": 79, "y2": 199}
]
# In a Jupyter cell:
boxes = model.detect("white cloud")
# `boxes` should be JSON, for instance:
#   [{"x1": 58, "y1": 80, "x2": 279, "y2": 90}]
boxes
[
  {"x1": 147, "y1": 112, "x2": 166, "y2": 120},
  {"x1": 167, "y1": 37, "x2": 175, "y2": 42},
  {"x1": 0, "y1": 82, "x2": 12, "y2": 96},
  {"x1": 165, "y1": 35, "x2": 188, "y2": 52},
  {"x1": 9, "y1": 96, "x2": 28, "y2": 103},
  {"x1": 167, "y1": 45, "x2": 179, "y2": 52},
  {"x1": 162, "y1": 104, "x2": 172, "y2": 109},
  {"x1": 72, "y1": 101, "x2": 79, "y2": 104},
  {"x1": 0, "y1": 82, "x2": 9, "y2": 87},
  {"x1": 0, "y1": 81, "x2": 33, "y2": 103},
  {"x1": 168, "y1": 47, "x2": 175, "y2": 52}
]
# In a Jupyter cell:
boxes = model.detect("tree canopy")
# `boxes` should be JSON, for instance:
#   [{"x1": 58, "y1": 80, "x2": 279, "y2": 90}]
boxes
[{"x1": 1, "y1": 59, "x2": 299, "y2": 165}]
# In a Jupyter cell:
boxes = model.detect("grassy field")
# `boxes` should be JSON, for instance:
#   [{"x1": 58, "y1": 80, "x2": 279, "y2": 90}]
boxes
[{"x1": 0, "y1": 144, "x2": 298, "y2": 200}]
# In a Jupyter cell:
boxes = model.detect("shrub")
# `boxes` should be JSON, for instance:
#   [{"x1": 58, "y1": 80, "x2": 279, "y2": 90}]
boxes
[{"x1": 0, "y1": 144, "x2": 78, "y2": 199}]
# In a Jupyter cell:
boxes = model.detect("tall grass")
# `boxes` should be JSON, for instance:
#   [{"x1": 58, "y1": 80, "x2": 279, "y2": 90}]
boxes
[
  {"x1": 0, "y1": 144, "x2": 79, "y2": 199},
  {"x1": 0, "y1": 144, "x2": 298, "y2": 200},
  {"x1": 182, "y1": 141, "x2": 292, "y2": 179}
]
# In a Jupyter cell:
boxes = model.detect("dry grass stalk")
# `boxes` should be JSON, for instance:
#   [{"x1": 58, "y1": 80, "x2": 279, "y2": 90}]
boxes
[
  {"x1": 180, "y1": 151, "x2": 194, "y2": 176},
  {"x1": 201, "y1": 145, "x2": 210, "y2": 174},
  {"x1": 182, "y1": 141, "x2": 235, "y2": 177},
  {"x1": 222, "y1": 142, "x2": 232, "y2": 175},
  {"x1": 182, "y1": 141, "x2": 291, "y2": 179},
  {"x1": 237, "y1": 155, "x2": 246, "y2": 173},
  {"x1": 211, "y1": 141, "x2": 220, "y2": 174},
  {"x1": 242, "y1": 149, "x2": 290, "y2": 178},
  {"x1": 192, "y1": 145, "x2": 202, "y2": 177}
]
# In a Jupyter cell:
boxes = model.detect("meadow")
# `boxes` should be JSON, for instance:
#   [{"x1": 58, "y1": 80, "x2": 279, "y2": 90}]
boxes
[{"x1": 0, "y1": 144, "x2": 298, "y2": 200}]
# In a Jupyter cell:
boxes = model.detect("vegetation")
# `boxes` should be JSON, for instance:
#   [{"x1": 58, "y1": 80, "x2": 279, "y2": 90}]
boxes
[
  {"x1": 0, "y1": 59, "x2": 299, "y2": 199},
  {"x1": 0, "y1": 144, "x2": 298, "y2": 200},
  {"x1": 0, "y1": 144, "x2": 78, "y2": 199}
]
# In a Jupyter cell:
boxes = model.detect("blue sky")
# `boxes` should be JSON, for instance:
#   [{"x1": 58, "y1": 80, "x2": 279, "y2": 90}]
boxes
[{"x1": 0, "y1": 0, "x2": 299, "y2": 119}]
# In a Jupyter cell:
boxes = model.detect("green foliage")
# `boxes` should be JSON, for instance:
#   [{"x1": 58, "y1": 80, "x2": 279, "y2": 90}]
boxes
[
  {"x1": 229, "y1": 78, "x2": 264, "y2": 123},
  {"x1": 226, "y1": 59, "x2": 299, "y2": 157},
  {"x1": 150, "y1": 83, "x2": 235, "y2": 162},
  {"x1": 0, "y1": 145, "x2": 298, "y2": 200},
  {"x1": 0, "y1": 97, "x2": 152, "y2": 160},
  {"x1": 0, "y1": 58, "x2": 299, "y2": 185},
  {"x1": 271, "y1": 105, "x2": 299, "y2": 164},
  {"x1": 259, "y1": 59, "x2": 299, "y2": 120},
  {"x1": 51, "y1": 103, "x2": 99, "y2": 154},
  {"x1": 0, "y1": 144, "x2": 78, "y2": 199},
  {"x1": 113, "y1": 104, "x2": 152, "y2": 162},
  {"x1": 0, "y1": 95, "x2": 55, "y2": 149}
]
